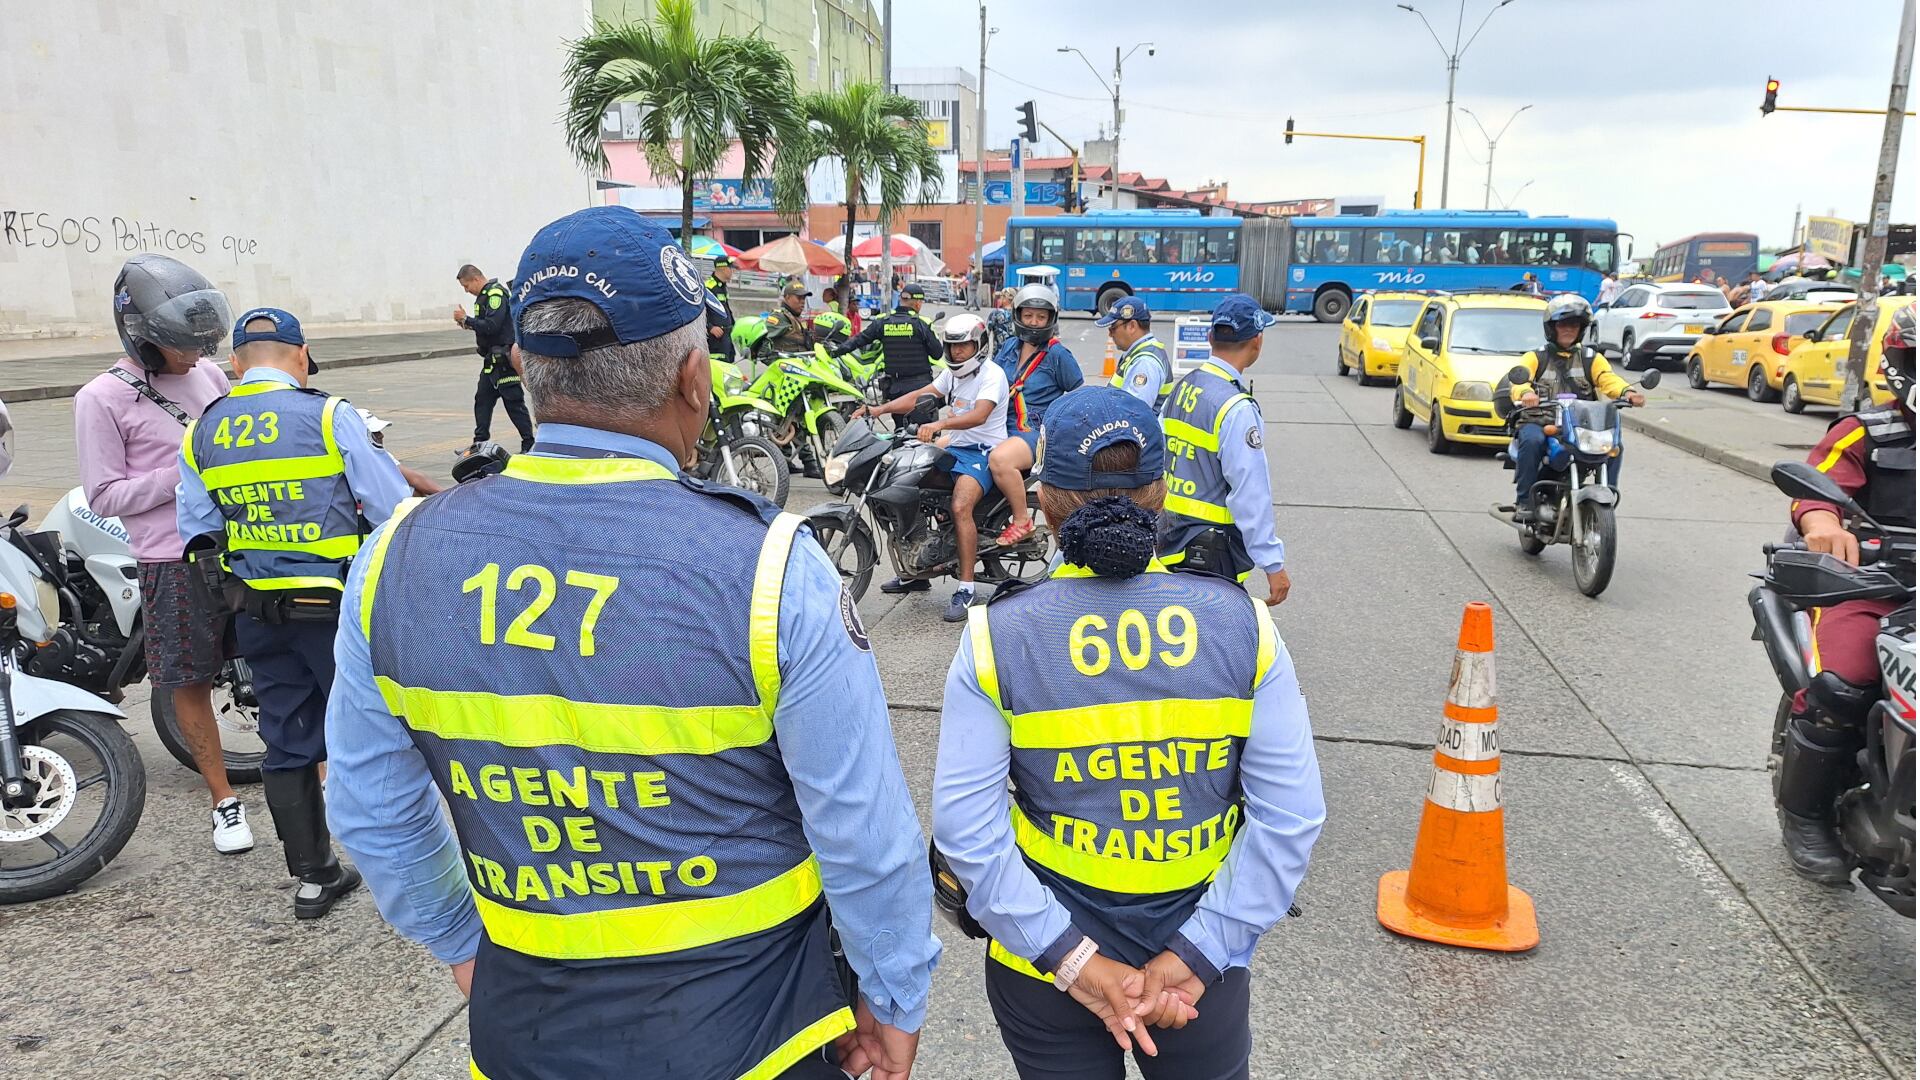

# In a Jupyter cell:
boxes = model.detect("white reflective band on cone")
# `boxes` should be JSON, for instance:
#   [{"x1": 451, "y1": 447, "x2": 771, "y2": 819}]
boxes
[
  {"x1": 1446, "y1": 650, "x2": 1497, "y2": 710},
  {"x1": 1427, "y1": 770, "x2": 1501, "y2": 812},
  {"x1": 1435, "y1": 717, "x2": 1501, "y2": 762}
]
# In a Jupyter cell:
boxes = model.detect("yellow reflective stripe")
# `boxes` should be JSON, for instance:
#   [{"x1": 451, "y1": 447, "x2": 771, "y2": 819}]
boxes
[
  {"x1": 375, "y1": 677, "x2": 772, "y2": 756},
  {"x1": 358, "y1": 497, "x2": 424, "y2": 638},
  {"x1": 1008, "y1": 697, "x2": 1253, "y2": 750},
  {"x1": 966, "y1": 606, "x2": 1006, "y2": 716},
  {"x1": 245, "y1": 575, "x2": 345, "y2": 592},
  {"x1": 319, "y1": 396, "x2": 343, "y2": 459},
  {"x1": 1213, "y1": 395, "x2": 1254, "y2": 438},
  {"x1": 469, "y1": 1062, "x2": 487, "y2": 1080},
  {"x1": 494, "y1": 375, "x2": 521, "y2": 386},
  {"x1": 1011, "y1": 804, "x2": 1234, "y2": 893},
  {"x1": 1198, "y1": 361, "x2": 1239, "y2": 384},
  {"x1": 226, "y1": 531, "x2": 363, "y2": 557},
  {"x1": 988, "y1": 938, "x2": 1051, "y2": 982},
  {"x1": 501, "y1": 455, "x2": 675, "y2": 485},
  {"x1": 1159, "y1": 549, "x2": 1187, "y2": 566},
  {"x1": 1163, "y1": 491, "x2": 1233, "y2": 524},
  {"x1": 1049, "y1": 558, "x2": 1170, "y2": 579},
  {"x1": 1817, "y1": 425, "x2": 1866, "y2": 473},
  {"x1": 750, "y1": 513, "x2": 804, "y2": 713},
  {"x1": 1251, "y1": 594, "x2": 1277, "y2": 687},
  {"x1": 226, "y1": 381, "x2": 294, "y2": 398},
  {"x1": 181, "y1": 418, "x2": 201, "y2": 473},
  {"x1": 471, "y1": 855, "x2": 824, "y2": 960},
  {"x1": 198, "y1": 454, "x2": 344, "y2": 488},
  {"x1": 739, "y1": 1006, "x2": 858, "y2": 1080},
  {"x1": 1162, "y1": 417, "x2": 1219, "y2": 452}
]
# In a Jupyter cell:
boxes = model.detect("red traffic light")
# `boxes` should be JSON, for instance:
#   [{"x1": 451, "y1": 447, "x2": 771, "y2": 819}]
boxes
[{"x1": 1761, "y1": 77, "x2": 1780, "y2": 115}]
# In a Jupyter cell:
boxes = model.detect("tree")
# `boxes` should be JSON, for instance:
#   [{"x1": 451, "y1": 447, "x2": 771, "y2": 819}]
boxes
[
  {"x1": 562, "y1": 0, "x2": 797, "y2": 241},
  {"x1": 772, "y1": 83, "x2": 943, "y2": 295}
]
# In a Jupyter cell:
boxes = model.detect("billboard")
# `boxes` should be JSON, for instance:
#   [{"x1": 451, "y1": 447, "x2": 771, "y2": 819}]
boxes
[
  {"x1": 925, "y1": 118, "x2": 953, "y2": 151},
  {"x1": 983, "y1": 180, "x2": 1067, "y2": 206},
  {"x1": 692, "y1": 178, "x2": 776, "y2": 212},
  {"x1": 1805, "y1": 216, "x2": 1854, "y2": 263}
]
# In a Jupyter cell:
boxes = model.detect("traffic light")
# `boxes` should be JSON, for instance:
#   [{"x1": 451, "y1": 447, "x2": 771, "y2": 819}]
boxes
[
  {"x1": 1285, "y1": 117, "x2": 1294, "y2": 145},
  {"x1": 1016, "y1": 100, "x2": 1039, "y2": 145},
  {"x1": 1761, "y1": 77, "x2": 1780, "y2": 115}
]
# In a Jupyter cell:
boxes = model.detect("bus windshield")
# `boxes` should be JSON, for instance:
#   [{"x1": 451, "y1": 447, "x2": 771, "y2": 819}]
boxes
[{"x1": 1449, "y1": 309, "x2": 1543, "y2": 355}]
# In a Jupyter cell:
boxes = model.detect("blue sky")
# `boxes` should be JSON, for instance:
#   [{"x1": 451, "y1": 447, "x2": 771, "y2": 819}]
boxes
[{"x1": 895, "y1": 0, "x2": 1916, "y2": 253}]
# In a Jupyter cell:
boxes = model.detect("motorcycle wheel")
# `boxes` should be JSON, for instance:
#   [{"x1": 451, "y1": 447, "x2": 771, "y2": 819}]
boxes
[
  {"x1": 716, "y1": 436, "x2": 791, "y2": 508},
  {"x1": 981, "y1": 492, "x2": 1055, "y2": 588},
  {"x1": 806, "y1": 513, "x2": 878, "y2": 602},
  {"x1": 812, "y1": 409, "x2": 848, "y2": 462},
  {"x1": 1571, "y1": 501, "x2": 1617, "y2": 597},
  {"x1": 151, "y1": 659, "x2": 266, "y2": 785},
  {"x1": 0, "y1": 710, "x2": 146, "y2": 904},
  {"x1": 1768, "y1": 692, "x2": 1793, "y2": 800}
]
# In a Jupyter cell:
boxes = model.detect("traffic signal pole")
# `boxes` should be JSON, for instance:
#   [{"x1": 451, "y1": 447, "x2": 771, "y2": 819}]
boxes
[
  {"x1": 1841, "y1": 0, "x2": 1914, "y2": 410},
  {"x1": 1286, "y1": 120, "x2": 1429, "y2": 209}
]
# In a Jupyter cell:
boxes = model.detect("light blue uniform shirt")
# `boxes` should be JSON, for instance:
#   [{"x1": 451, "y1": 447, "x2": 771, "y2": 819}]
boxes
[
  {"x1": 1116, "y1": 336, "x2": 1170, "y2": 408},
  {"x1": 932, "y1": 610, "x2": 1325, "y2": 980},
  {"x1": 323, "y1": 424, "x2": 941, "y2": 1031},
  {"x1": 1217, "y1": 393, "x2": 1286, "y2": 573},
  {"x1": 175, "y1": 366, "x2": 410, "y2": 540}
]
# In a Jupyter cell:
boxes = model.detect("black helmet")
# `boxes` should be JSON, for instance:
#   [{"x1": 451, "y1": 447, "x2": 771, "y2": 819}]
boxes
[
  {"x1": 928, "y1": 841, "x2": 987, "y2": 940},
  {"x1": 1882, "y1": 300, "x2": 1916, "y2": 411},
  {"x1": 1012, "y1": 283, "x2": 1059, "y2": 346},
  {"x1": 112, "y1": 254, "x2": 231, "y2": 372},
  {"x1": 1541, "y1": 293, "x2": 1592, "y2": 347}
]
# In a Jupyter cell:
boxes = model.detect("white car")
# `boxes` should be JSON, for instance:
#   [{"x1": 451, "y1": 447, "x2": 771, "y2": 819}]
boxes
[{"x1": 1591, "y1": 283, "x2": 1731, "y2": 370}]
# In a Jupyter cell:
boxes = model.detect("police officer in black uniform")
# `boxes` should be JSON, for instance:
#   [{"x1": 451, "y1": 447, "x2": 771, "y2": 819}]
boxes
[
  {"x1": 829, "y1": 282, "x2": 945, "y2": 401},
  {"x1": 456, "y1": 263, "x2": 535, "y2": 453}
]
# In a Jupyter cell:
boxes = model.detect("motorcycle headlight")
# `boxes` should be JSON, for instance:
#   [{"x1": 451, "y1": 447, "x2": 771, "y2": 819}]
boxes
[
  {"x1": 824, "y1": 452, "x2": 853, "y2": 487},
  {"x1": 1372, "y1": 337, "x2": 1391, "y2": 351},
  {"x1": 1451, "y1": 381, "x2": 1493, "y2": 402},
  {"x1": 1573, "y1": 427, "x2": 1617, "y2": 454}
]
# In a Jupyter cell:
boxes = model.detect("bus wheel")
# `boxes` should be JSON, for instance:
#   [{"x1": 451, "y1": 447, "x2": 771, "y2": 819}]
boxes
[
  {"x1": 1095, "y1": 286, "x2": 1130, "y2": 316},
  {"x1": 1313, "y1": 289, "x2": 1351, "y2": 323}
]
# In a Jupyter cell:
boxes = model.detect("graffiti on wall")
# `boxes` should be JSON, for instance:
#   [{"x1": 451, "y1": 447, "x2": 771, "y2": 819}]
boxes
[{"x1": 1, "y1": 209, "x2": 262, "y2": 263}]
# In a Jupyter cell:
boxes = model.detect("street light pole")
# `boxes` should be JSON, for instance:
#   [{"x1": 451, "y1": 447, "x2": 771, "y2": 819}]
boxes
[
  {"x1": 1059, "y1": 42, "x2": 1152, "y2": 208},
  {"x1": 1841, "y1": 0, "x2": 1914, "y2": 410},
  {"x1": 1398, "y1": 0, "x2": 1517, "y2": 208},
  {"x1": 1460, "y1": 104, "x2": 1530, "y2": 210},
  {"x1": 973, "y1": 4, "x2": 991, "y2": 306}
]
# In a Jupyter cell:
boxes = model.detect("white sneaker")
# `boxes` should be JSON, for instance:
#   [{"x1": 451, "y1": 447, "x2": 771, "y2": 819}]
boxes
[{"x1": 212, "y1": 797, "x2": 254, "y2": 854}]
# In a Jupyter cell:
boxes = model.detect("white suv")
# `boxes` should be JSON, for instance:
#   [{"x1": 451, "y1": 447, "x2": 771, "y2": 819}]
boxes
[{"x1": 1591, "y1": 283, "x2": 1731, "y2": 370}]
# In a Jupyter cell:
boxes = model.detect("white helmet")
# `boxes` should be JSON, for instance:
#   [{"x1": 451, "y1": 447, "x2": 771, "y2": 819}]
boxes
[
  {"x1": 941, "y1": 313, "x2": 991, "y2": 376},
  {"x1": 356, "y1": 407, "x2": 392, "y2": 448},
  {"x1": 1011, "y1": 283, "x2": 1060, "y2": 345}
]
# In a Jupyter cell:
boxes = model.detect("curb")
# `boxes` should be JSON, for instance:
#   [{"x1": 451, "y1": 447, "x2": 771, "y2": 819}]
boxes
[
  {"x1": 1620, "y1": 410, "x2": 1773, "y2": 483},
  {"x1": 3, "y1": 346, "x2": 473, "y2": 404}
]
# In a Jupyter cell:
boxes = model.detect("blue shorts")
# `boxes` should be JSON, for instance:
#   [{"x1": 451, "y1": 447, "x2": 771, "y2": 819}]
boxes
[
  {"x1": 1009, "y1": 428, "x2": 1041, "y2": 454},
  {"x1": 946, "y1": 446, "x2": 992, "y2": 490}
]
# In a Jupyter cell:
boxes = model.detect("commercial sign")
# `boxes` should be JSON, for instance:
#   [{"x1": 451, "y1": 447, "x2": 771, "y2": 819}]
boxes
[
  {"x1": 984, "y1": 180, "x2": 1066, "y2": 207},
  {"x1": 924, "y1": 118, "x2": 952, "y2": 151},
  {"x1": 1805, "y1": 216, "x2": 1854, "y2": 264},
  {"x1": 692, "y1": 178, "x2": 775, "y2": 212}
]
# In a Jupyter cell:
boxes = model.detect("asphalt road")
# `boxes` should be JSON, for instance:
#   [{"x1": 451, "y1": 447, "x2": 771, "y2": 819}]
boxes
[{"x1": 0, "y1": 316, "x2": 1911, "y2": 1079}]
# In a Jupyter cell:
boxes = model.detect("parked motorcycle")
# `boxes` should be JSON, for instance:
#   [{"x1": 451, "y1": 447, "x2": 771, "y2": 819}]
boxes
[
  {"x1": 1491, "y1": 367, "x2": 1660, "y2": 597},
  {"x1": 37, "y1": 490, "x2": 266, "y2": 783},
  {"x1": 695, "y1": 359, "x2": 791, "y2": 507},
  {"x1": 803, "y1": 411, "x2": 1054, "y2": 602},
  {"x1": 0, "y1": 504, "x2": 146, "y2": 904},
  {"x1": 1750, "y1": 461, "x2": 1914, "y2": 916}
]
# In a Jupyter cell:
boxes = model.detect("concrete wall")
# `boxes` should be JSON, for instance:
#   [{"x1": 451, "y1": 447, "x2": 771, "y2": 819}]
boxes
[{"x1": 0, "y1": 3, "x2": 591, "y2": 340}]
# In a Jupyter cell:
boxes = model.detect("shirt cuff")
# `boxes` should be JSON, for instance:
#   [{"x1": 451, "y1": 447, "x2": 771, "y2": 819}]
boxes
[
  {"x1": 1035, "y1": 925, "x2": 1086, "y2": 974},
  {"x1": 864, "y1": 992, "x2": 928, "y2": 1034},
  {"x1": 1167, "y1": 928, "x2": 1225, "y2": 986},
  {"x1": 422, "y1": 907, "x2": 484, "y2": 966}
]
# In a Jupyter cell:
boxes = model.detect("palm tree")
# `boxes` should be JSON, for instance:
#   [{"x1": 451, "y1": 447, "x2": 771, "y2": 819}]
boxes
[
  {"x1": 562, "y1": 0, "x2": 797, "y2": 241},
  {"x1": 772, "y1": 83, "x2": 944, "y2": 294}
]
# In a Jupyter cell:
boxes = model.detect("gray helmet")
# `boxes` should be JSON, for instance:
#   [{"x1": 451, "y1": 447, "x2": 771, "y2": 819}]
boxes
[
  {"x1": 112, "y1": 254, "x2": 231, "y2": 372},
  {"x1": 1541, "y1": 293, "x2": 1592, "y2": 347},
  {"x1": 1012, "y1": 283, "x2": 1060, "y2": 346}
]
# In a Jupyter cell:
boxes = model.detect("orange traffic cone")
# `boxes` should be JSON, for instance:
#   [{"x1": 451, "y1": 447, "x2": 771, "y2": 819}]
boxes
[
  {"x1": 1101, "y1": 337, "x2": 1117, "y2": 378},
  {"x1": 1377, "y1": 601, "x2": 1539, "y2": 952}
]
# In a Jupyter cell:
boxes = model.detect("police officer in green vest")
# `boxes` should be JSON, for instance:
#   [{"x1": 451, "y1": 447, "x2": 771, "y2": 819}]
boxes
[
  {"x1": 1158, "y1": 294, "x2": 1291, "y2": 605},
  {"x1": 325, "y1": 208, "x2": 938, "y2": 1080},
  {"x1": 456, "y1": 264, "x2": 536, "y2": 453},
  {"x1": 705, "y1": 255, "x2": 736, "y2": 356},
  {"x1": 176, "y1": 307, "x2": 412, "y2": 919},
  {"x1": 705, "y1": 254, "x2": 735, "y2": 315},
  {"x1": 1099, "y1": 297, "x2": 1171, "y2": 408},
  {"x1": 932, "y1": 386, "x2": 1325, "y2": 1079}
]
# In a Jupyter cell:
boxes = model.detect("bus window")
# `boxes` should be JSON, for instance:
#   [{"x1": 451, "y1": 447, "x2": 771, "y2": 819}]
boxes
[
  {"x1": 1365, "y1": 227, "x2": 1424, "y2": 264},
  {"x1": 1160, "y1": 229, "x2": 1199, "y2": 263},
  {"x1": 1116, "y1": 228, "x2": 1162, "y2": 263},
  {"x1": 1292, "y1": 230, "x2": 1315, "y2": 263},
  {"x1": 1010, "y1": 228, "x2": 1035, "y2": 263},
  {"x1": 1302, "y1": 228, "x2": 1358, "y2": 264},
  {"x1": 1036, "y1": 228, "x2": 1070, "y2": 263},
  {"x1": 1210, "y1": 230, "x2": 1237, "y2": 263},
  {"x1": 1078, "y1": 227, "x2": 1117, "y2": 263},
  {"x1": 1582, "y1": 232, "x2": 1617, "y2": 273},
  {"x1": 1510, "y1": 229, "x2": 1575, "y2": 266},
  {"x1": 1424, "y1": 229, "x2": 1469, "y2": 264}
]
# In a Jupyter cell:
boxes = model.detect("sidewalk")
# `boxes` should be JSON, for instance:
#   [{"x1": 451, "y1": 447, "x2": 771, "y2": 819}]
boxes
[{"x1": 1621, "y1": 383, "x2": 1833, "y2": 482}]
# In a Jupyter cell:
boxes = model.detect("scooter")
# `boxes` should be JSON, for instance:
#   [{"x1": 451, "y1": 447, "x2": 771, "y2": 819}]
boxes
[
  {"x1": 0, "y1": 504, "x2": 146, "y2": 904},
  {"x1": 1490, "y1": 367, "x2": 1661, "y2": 597},
  {"x1": 1750, "y1": 461, "x2": 1914, "y2": 916},
  {"x1": 802, "y1": 407, "x2": 1054, "y2": 602}
]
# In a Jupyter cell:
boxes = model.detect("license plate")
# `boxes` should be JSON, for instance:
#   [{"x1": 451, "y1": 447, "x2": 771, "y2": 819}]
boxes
[{"x1": 1684, "y1": 324, "x2": 1704, "y2": 333}]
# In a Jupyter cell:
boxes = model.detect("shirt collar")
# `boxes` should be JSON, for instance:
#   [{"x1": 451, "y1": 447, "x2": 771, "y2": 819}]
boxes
[
  {"x1": 238, "y1": 367, "x2": 301, "y2": 388},
  {"x1": 530, "y1": 423, "x2": 682, "y2": 474}
]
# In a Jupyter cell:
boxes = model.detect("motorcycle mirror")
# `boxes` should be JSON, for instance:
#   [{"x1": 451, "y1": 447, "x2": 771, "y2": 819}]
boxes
[
  {"x1": 1770, "y1": 461, "x2": 1868, "y2": 520},
  {"x1": 453, "y1": 443, "x2": 512, "y2": 485},
  {"x1": 7, "y1": 504, "x2": 27, "y2": 528},
  {"x1": 1639, "y1": 369, "x2": 1662, "y2": 390}
]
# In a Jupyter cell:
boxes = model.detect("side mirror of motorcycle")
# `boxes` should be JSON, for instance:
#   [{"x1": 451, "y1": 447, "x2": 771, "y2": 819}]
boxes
[
  {"x1": 1771, "y1": 461, "x2": 1869, "y2": 521},
  {"x1": 1638, "y1": 369, "x2": 1662, "y2": 390},
  {"x1": 7, "y1": 504, "x2": 27, "y2": 528}
]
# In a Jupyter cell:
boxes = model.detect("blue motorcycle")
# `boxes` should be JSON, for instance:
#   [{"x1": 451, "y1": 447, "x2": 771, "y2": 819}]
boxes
[{"x1": 1493, "y1": 366, "x2": 1660, "y2": 597}]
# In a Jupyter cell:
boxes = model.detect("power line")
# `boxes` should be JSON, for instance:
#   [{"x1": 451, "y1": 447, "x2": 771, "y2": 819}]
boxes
[{"x1": 985, "y1": 65, "x2": 1442, "y2": 126}]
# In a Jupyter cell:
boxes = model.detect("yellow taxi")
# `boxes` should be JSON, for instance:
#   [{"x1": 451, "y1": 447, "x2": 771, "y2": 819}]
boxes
[
  {"x1": 1683, "y1": 299, "x2": 1842, "y2": 402},
  {"x1": 1337, "y1": 291, "x2": 1428, "y2": 386},
  {"x1": 1777, "y1": 295, "x2": 1904, "y2": 413},
  {"x1": 1391, "y1": 291, "x2": 1548, "y2": 453}
]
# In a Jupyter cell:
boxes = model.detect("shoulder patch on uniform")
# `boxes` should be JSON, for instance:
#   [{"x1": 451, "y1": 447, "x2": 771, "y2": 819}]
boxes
[
  {"x1": 1247, "y1": 425, "x2": 1263, "y2": 450},
  {"x1": 839, "y1": 586, "x2": 871, "y2": 651},
  {"x1": 486, "y1": 294, "x2": 502, "y2": 310},
  {"x1": 1133, "y1": 373, "x2": 1149, "y2": 387}
]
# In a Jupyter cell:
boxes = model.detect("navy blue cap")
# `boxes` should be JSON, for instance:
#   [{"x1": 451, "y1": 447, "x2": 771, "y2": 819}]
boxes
[
  {"x1": 900, "y1": 282, "x2": 926, "y2": 299},
  {"x1": 1037, "y1": 386, "x2": 1167, "y2": 491},
  {"x1": 1095, "y1": 296, "x2": 1152, "y2": 327},
  {"x1": 1209, "y1": 294, "x2": 1276, "y2": 342},
  {"x1": 232, "y1": 307, "x2": 318, "y2": 373},
  {"x1": 512, "y1": 206, "x2": 705, "y2": 357}
]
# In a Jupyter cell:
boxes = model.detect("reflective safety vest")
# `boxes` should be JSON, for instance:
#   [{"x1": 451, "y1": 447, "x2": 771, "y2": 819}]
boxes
[
  {"x1": 965, "y1": 561, "x2": 1274, "y2": 979},
  {"x1": 360, "y1": 448, "x2": 853, "y2": 1080},
  {"x1": 182, "y1": 382, "x2": 364, "y2": 592},
  {"x1": 1108, "y1": 335, "x2": 1171, "y2": 404},
  {"x1": 1158, "y1": 361, "x2": 1259, "y2": 580}
]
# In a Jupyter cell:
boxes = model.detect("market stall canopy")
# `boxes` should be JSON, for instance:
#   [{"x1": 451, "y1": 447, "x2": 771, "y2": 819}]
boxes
[{"x1": 738, "y1": 235, "x2": 845, "y2": 277}]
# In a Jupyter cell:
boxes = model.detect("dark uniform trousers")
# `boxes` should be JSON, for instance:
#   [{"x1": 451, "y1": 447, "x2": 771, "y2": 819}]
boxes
[
  {"x1": 475, "y1": 354, "x2": 535, "y2": 451},
  {"x1": 234, "y1": 613, "x2": 338, "y2": 773},
  {"x1": 985, "y1": 956, "x2": 1252, "y2": 1080}
]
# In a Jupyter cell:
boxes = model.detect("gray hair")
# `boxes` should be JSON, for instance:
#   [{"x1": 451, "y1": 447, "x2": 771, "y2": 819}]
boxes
[{"x1": 518, "y1": 299, "x2": 703, "y2": 424}]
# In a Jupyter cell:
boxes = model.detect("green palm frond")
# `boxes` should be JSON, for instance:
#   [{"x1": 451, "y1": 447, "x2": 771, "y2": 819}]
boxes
[{"x1": 772, "y1": 82, "x2": 944, "y2": 235}]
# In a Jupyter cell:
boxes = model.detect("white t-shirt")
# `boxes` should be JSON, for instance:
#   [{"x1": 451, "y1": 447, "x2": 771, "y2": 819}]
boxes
[{"x1": 932, "y1": 362, "x2": 1009, "y2": 450}]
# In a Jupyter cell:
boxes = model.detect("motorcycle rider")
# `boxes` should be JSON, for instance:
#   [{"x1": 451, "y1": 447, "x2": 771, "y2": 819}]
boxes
[
  {"x1": 851, "y1": 314, "x2": 1007, "y2": 620},
  {"x1": 831, "y1": 282, "x2": 946, "y2": 402},
  {"x1": 987, "y1": 284, "x2": 1084, "y2": 548},
  {"x1": 1497, "y1": 295, "x2": 1644, "y2": 521},
  {"x1": 1776, "y1": 301, "x2": 1916, "y2": 884},
  {"x1": 762, "y1": 280, "x2": 816, "y2": 355}
]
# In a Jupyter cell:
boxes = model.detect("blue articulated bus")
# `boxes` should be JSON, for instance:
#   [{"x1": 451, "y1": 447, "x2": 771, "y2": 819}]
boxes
[{"x1": 1006, "y1": 209, "x2": 1243, "y2": 314}]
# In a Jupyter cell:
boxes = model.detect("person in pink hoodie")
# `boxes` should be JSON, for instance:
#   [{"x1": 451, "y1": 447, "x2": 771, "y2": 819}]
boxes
[{"x1": 73, "y1": 254, "x2": 254, "y2": 855}]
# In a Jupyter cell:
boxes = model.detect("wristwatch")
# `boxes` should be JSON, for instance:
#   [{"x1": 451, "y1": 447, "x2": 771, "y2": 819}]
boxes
[{"x1": 1052, "y1": 937, "x2": 1100, "y2": 992}]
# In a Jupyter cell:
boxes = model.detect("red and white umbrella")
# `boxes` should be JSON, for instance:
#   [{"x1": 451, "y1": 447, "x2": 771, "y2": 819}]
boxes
[{"x1": 849, "y1": 234, "x2": 921, "y2": 259}]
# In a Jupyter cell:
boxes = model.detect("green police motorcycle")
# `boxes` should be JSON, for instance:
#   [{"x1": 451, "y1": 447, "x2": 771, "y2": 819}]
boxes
[
  {"x1": 696, "y1": 355, "x2": 791, "y2": 507},
  {"x1": 736, "y1": 314, "x2": 863, "y2": 477}
]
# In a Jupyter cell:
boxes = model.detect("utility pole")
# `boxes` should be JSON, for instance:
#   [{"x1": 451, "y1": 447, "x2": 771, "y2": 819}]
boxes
[
  {"x1": 1059, "y1": 42, "x2": 1153, "y2": 208},
  {"x1": 1398, "y1": 0, "x2": 1516, "y2": 208},
  {"x1": 1461, "y1": 104, "x2": 1529, "y2": 210},
  {"x1": 972, "y1": 4, "x2": 990, "y2": 306},
  {"x1": 1841, "y1": 0, "x2": 1913, "y2": 410},
  {"x1": 875, "y1": 0, "x2": 894, "y2": 308},
  {"x1": 1285, "y1": 120, "x2": 1429, "y2": 209}
]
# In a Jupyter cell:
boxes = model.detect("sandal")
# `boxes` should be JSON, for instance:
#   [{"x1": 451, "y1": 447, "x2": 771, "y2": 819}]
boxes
[{"x1": 995, "y1": 519, "x2": 1036, "y2": 546}]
